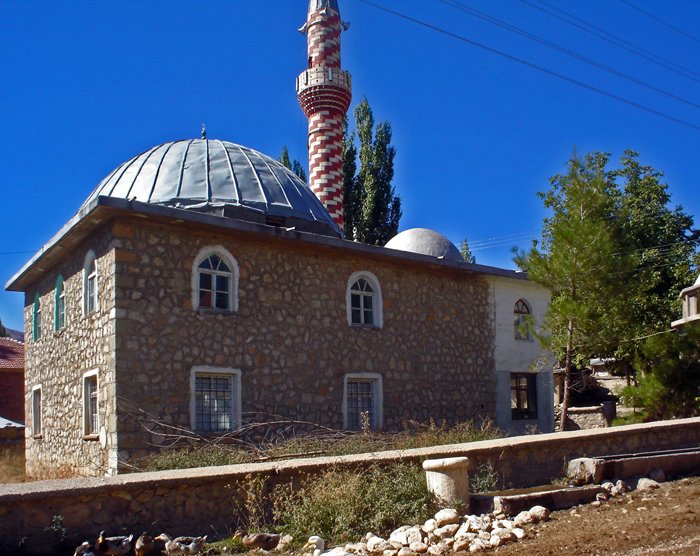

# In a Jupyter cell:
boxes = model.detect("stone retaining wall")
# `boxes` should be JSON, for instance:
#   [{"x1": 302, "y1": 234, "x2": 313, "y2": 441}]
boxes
[
  {"x1": 0, "y1": 417, "x2": 698, "y2": 554},
  {"x1": 566, "y1": 406, "x2": 608, "y2": 430}
]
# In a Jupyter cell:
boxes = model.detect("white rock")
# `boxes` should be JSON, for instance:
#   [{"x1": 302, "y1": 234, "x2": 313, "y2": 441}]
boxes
[
  {"x1": 611, "y1": 486, "x2": 623, "y2": 497},
  {"x1": 528, "y1": 505, "x2": 551, "y2": 523},
  {"x1": 383, "y1": 550, "x2": 398, "y2": 556},
  {"x1": 601, "y1": 481, "x2": 614, "y2": 492},
  {"x1": 512, "y1": 528, "x2": 526, "y2": 540},
  {"x1": 389, "y1": 527, "x2": 411, "y2": 546},
  {"x1": 345, "y1": 542, "x2": 369, "y2": 554},
  {"x1": 409, "y1": 541, "x2": 428, "y2": 554},
  {"x1": 434, "y1": 524, "x2": 459, "y2": 540},
  {"x1": 465, "y1": 516, "x2": 487, "y2": 532},
  {"x1": 389, "y1": 541, "x2": 404, "y2": 550},
  {"x1": 489, "y1": 535, "x2": 505, "y2": 547},
  {"x1": 397, "y1": 548, "x2": 417, "y2": 556},
  {"x1": 452, "y1": 538, "x2": 471, "y2": 552},
  {"x1": 636, "y1": 478, "x2": 660, "y2": 491},
  {"x1": 422, "y1": 519, "x2": 438, "y2": 534},
  {"x1": 596, "y1": 492, "x2": 610, "y2": 502},
  {"x1": 493, "y1": 519, "x2": 514, "y2": 529},
  {"x1": 491, "y1": 528, "x2": 515, "y2": 542},
  {"x1": 513, "y1": 510, "x2": 534, "y2": 527},
  {"x1": 648, "y1": 469, "x2": 666, "y2": 483},
  {"x1": 477, "y1": 531, "x2": 491, "y2": 541},
  {"x1": 615, "y1": 480, "x2": 631, "y2": 493},
  {"x1": 427, "y1": 544, "x2": 449, "y2": 556},
  {"x1": 434, "y1": 509, "x2": 460, "y2": 527},
  {"x1": 367, "y1": 537, "x2": 389, "y2": 553},
  {"x1": 468, "y1": 539, "x2": 488, "y2": 553}
]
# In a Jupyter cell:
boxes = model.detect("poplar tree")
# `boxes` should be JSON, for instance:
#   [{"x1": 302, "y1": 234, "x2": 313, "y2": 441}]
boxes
[
  {"x1": 0, "y1": 319, "x2": 7, "y2": 337},
  {"x1": 343, "y1": 98, "x2": 401, "y2": 245},
  {"x1": 279, "y1": 146, "x2": 307, "y2": 182},
  {"x1": 459, "y1": 239, "x2": 476, "y2": 264}
]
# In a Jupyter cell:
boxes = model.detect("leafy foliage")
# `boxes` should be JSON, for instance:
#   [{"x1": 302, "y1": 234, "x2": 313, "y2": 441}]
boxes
[
  {"x1": 279, "y1": 146, "x2": 307, "y2": 182},
  {"x1": 458, "y1": 239, "x2": 476, "y2": 264},
  {"x1": 343, "y1": 98, "x2": 401, "y2": 245},
  {"x1": 0, "y1": 319, "x2": 6, "y2": 337}
]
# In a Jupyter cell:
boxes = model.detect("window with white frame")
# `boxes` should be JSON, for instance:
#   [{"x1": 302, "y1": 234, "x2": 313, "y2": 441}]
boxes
[
  {"x1": 343, "y1": 373, "x2": 383, "y2": 430},
  {"x1": 33, "y1": 293, "x2": 41, "y2": 341},
  {"x1": 32, "y1": 385, "x2": 42, "y2": 436},
  {"x1": 346, "y1": 271, "x2": 383, "y2": 328},
  {"x1": 55, "y1": 275, "x2": 65, "y2": 331},
  {"x1": 192, "y1": 247, "x2": 239, "y2": 312},
  {"x1": 191, "y1": 367, "x2": 241, "y2": 433},
  {"x1": 514, "y1": 299, "x2": 531, "y2": 341},
  {"x1": 83, "y1": 251, "x2": 98, "y2": 315},
  {"x1": 83, "y1": 371, "x2": 99, "y2": 436},
  {"x1": 510, "y1": 372, "x2": 537, "y2": 420}
]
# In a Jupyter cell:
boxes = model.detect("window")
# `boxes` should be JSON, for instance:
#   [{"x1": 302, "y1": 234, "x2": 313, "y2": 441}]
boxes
[
  {"x1": 343, "y1": 373, "x2": 383, "y2": 430},
  {"x1": 191, "y1": 367, "x2": 241, "y2": 433},
  {"x1": 83, "y1": 251, "x2": 98, "y2": 315},
  {"x1": 83, "y1": 371, "x2": 99, "y2": 436},
  {"x1": 192, "y1": 246, "x2": 239, "y2": 312},
  {"x1": 514, "y1": 299, "x2": 531, "y2": 341},
  {"x1": 32, "y1": 385, "x2": 42, "y2": 436},
  {"x1": 55, "y1": 275, "x2": 65, "y2": 331},
  {"x1": 346, "y1": 271, "x2": 383, "y2": 328},
  {"x1": 32, "y1": 293, "x2": 41, "y2": 341},
  {"x1": 511, "y1": 373, "x2": 537, "y2": 420},
  {"x1": 687, "y1": 293, "x2": 698, "y2": 318}
]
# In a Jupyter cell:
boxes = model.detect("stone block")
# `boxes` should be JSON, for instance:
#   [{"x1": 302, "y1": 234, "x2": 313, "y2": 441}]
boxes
[{"x1": 567, "y1": 457, "x2": 605, "y2": 485}]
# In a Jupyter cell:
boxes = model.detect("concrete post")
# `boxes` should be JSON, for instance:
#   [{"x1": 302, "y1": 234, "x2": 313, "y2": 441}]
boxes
[{"x1": 422, "y1": 456, "x2": 470, "y2": 509}]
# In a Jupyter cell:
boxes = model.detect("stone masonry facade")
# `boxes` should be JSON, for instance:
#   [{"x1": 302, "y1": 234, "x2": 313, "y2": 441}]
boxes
[{"x1": 22, "y1": 215, "x2": 498, "y2": 477}]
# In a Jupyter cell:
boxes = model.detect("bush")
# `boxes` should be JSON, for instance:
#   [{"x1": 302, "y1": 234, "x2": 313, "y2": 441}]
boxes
[
  {"x1": 469, "y1": 461, "x2": 501, "y2": 493},
  {"x1": 142, "y1": 445, "x2": 250, "y2": 471},
  {"x1": 273, "y1": 464, "x2": 436, "y2": 546}
]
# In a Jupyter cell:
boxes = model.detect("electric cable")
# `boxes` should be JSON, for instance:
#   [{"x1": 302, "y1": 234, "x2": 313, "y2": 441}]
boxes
[{"x1": 618, "y1": 0, "x2": 700, "y2": 46}]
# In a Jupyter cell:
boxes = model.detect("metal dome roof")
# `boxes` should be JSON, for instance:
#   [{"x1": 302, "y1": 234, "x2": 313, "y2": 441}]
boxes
[
  {"x1": 83, "y1": 139, "x2": 341, "y2": 237},
  {"x1": 385, "y1": 228, "x2": 464, "y2": 263}
]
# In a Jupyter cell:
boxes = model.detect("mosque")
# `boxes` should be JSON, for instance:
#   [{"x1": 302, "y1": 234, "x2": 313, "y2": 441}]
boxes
[{"x1": 6, "y1": 0, "x2": 553, "y2": 478}]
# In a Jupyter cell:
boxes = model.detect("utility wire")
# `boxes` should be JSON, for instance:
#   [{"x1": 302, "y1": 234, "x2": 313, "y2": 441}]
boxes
[
  {"x1": 358, "y1": 0, "x2": 700, "y2": 132},
  {"x1": 519, "y1": 0, "x2": 700, "y2": 83},
  {"x1": 618, "y1": 0, "x2": 700, "y2": 46},
  {"x1": 439, "y1": 0, "x2": 700, "y2": 110}
]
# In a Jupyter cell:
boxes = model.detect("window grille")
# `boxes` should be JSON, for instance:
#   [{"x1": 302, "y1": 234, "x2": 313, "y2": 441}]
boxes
[
  {"x1": 84, "y1": 375, "x2": 98, "y2": 435},
  {"x1": 346, "y1": 379, "x2": 376, "y2": 430},
  {"x1": 195, "y1": 373, "x2": 235, "y2": 432}
]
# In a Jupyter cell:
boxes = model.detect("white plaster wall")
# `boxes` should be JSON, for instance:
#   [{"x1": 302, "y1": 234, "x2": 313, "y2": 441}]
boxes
[{"x1": 489, "y1": 276, "x2": 554, "y2": 434}]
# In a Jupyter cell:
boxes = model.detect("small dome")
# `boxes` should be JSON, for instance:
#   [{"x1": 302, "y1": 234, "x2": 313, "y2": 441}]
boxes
[
  {"x1": 385, "y1": 228, "x2": 464, "y2": 263},
  {"x1": 83, "y1": 139, "x2": 340, "y2": 237}
]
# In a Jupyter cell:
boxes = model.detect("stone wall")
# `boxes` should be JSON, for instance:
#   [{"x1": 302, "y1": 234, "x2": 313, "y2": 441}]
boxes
[
  {"x1": 0, "y1": 417, "x2": 697, "y2": 554},
  {"x1": 111, "y1": 218, "x2": 497, "y2": 468},
  {"x1": 566, "y1": 406, "x2": 608, "y2": 430},
  {"x1": 23, "y1": 227, "x2": 118, "y2": 479}
]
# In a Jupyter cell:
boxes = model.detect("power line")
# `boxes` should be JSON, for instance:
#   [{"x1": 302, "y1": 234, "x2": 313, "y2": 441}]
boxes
[
  {"x1": 519, "y1": 0, "x2": 700, "y2": 83},
  {"x1": 439, "y1": 0, "x2": 700, "y2": 110},
  {"x1": 0, "y1": 250, "x2": 34, "y2": 256},
  {"x1": 618, "y1": 0, "x2": 700, "y2": 46},
  {"x1": 358, "y1": 0, "x2": 700, "y2": 132}
]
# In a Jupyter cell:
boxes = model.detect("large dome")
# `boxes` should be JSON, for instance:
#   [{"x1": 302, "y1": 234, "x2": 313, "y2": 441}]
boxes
[
  {"x1": 385, "y1": 228, "x2": 464, "y2": 263},
  {"x1": 84, "y1": 139, "x2": 341, "y2": 237}
]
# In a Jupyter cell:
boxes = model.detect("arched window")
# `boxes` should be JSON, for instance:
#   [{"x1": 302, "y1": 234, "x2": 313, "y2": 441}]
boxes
[
  {"x1": 32, "y1": 293, "x2": 41, "y2": 341},
  {"x1": 192, "y1": 246, "x2": 239, "y2": 312},
  {"x1": 83, "y1": 251, "x2": 98, "y2": 315},
  {"x1": 54, "y1": 275, "x2": 65, "y2": 331},
  {"x1": 346, "y1": 271, "x2": 383, "y2": 328},
  {"x1": 514, "y1": 299, "x2": 531, "y2": 341}
]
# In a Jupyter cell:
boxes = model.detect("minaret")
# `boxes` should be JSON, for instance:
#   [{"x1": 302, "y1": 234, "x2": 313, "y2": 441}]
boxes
[{"x1": 297, "y1": 0, "x2": 352, "y2": 231}]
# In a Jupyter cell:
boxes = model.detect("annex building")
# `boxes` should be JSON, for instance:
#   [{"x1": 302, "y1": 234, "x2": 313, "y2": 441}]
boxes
[{"x1": 5, "y1": 0, "x2": 553, "y2": 478}]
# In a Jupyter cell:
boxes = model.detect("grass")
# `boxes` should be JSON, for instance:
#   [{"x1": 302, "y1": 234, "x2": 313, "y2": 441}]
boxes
[
  {"x1": 140, "y1": 418, "x2": 503, "y2": 472},
  {"x1": 0, "y1": 449, "x2": 25, "y2": 483}
]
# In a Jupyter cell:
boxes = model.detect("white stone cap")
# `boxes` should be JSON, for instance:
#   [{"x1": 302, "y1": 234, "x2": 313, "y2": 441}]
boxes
[{"x1": 422, "y1": 456, "x2": 470, "y2": 471}]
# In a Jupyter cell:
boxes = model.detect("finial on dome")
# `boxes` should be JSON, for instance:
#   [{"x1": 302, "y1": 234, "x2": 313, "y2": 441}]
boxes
[{"x1": 201, "y1": 123, "x2": 207, "y2": 140}]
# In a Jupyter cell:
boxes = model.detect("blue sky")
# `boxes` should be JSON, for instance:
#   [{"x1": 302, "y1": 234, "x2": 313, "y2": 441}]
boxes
[{"x1": 1, "y1": 0, "x2": 699, "y2": 331}]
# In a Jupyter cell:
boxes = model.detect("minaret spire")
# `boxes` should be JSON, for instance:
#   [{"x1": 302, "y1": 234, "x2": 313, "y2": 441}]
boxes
[{"x1": 297, "y1": 0, "x2": 352, "y2": 232}]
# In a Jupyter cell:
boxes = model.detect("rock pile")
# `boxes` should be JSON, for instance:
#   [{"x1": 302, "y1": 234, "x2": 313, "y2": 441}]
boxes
[{"x1": 338, "y1": 505, "x2": 551, "y2": 555}]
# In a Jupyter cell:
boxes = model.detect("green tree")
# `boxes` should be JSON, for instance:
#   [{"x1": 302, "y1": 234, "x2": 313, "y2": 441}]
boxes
[
  {"x1": 279, "y1": 146, "x2": 307, "y2": 182},
  {"x1": 0, "y1": 318, "x2": 7, "y2": 337},
  {"x1": 514, "y1": 154, "x2": 625, "y2": 430},
  {"x1": 343, "y1": 98, "x2": 401, "y2": 245},
  {"x1": 458, "y1": 239, "x2": 476, "y2": 264}
]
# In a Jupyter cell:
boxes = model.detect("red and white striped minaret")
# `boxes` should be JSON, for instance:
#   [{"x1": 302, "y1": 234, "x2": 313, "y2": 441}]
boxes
[{"x1": 297, "y1": 0, "x2": 352, "y2": 231}]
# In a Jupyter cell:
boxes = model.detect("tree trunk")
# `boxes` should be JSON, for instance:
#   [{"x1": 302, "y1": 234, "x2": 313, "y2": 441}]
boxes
[{"x1": 560, "y1": 318, "x2": 575, "y2": 432}]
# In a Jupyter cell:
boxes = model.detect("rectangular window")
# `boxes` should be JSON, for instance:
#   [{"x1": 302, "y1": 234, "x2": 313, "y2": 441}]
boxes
[
  {"x1": 84, "y1": 373, "x2": 98, "y2": 436},
  {"x1": 344, "y1": 374, "x2": 383, "y2": 431},
  {"x1": 87, "y1": 273, "x2": 96, "y2": 314},
  {"x1": 194, "y1": 371, "x2": 240, "y2": 432},
  {"x1": 688, "y1": 294, "x2": 698, "y2": 318},
  {"x1": 57, "y1": 292, "x2": 65, "y2": 330},
  {"x1": 511, "y1": 373, "x2": 537, "y2": 420},
  {"x1": 32, "y1": 386, "x2": 42, "y2": 436}
]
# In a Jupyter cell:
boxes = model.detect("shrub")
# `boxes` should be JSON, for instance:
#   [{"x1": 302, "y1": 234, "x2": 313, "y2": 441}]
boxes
[
  {"x1": 469, "y1": 461, "x2": 501, "y2": 493},
  {"x1": 142, "y1": 445, "x2": 250, "y2": 471},
  {"x1": 273, "y1": 464, "x2": 436, "y2": 546}
]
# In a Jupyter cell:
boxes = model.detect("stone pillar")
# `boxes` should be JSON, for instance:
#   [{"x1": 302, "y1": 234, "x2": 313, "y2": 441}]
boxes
[{"x1": 422, "y1": 456, "x2": 470, "y2": 508}]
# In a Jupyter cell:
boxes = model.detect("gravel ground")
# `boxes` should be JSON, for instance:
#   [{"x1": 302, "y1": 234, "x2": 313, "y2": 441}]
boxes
[{"x1": 493, "y1": 476, "x2": 700, "y2": 556}]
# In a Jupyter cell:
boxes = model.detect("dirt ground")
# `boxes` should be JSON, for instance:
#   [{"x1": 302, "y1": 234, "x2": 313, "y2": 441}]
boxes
[{"x1": 494, "y1": 476, "x2": 700, "y2": 556}]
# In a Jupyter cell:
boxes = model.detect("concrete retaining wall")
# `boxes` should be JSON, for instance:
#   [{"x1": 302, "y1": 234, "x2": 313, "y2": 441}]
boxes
[{"x1": 0, "y1": 417, "x2": 698, "y2": 554}]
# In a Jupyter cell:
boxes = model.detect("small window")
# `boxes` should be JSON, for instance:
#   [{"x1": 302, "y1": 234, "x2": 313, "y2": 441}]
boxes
[
  {"x1": 83, "y1": 372, "x2": 99, "y2": 436},
  {"x1": 346, "y1": 271, "x2": 383, "y2": 328},
  {"x1": 511, "y1": 373, "x2": 537, "y2": 420},
  {"x1": 687, "y1": 293, "x2": 698, "y2": 318},
  {"x1": 33, "y1": 293, "x2": 41, "y2": 341},
  {"x1": 83, "y1": 251, "x2": 98, "y2": 315},
  {"x1": 514, "y1": 299, "x2": 531, "y2": 341},
  {"x1": 191, "y1": 367, "x2": 241, "y2": 433},
  {"x1": 32, "y1": 386, "x2": 42, "y2": 436},
  {"x1": 55, "y1": 275, "x2": 65, "y2": 331},
  {"x1": 192, "y1": 247, "x2": 239, "y2": 312},
  {"x1": 343, "y1": 373, "x2": 383, "y2": 430}
]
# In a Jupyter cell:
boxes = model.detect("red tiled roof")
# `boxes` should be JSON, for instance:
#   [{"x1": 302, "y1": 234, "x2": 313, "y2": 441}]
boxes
[{"x1": 0, "y1": 337, "x2": 24, "y2": 370}]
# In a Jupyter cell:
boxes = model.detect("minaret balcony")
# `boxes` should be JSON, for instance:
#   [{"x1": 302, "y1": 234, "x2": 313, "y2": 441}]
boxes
[{"x1": 296, "y1": 66, "x2": 352, "y2": 95}]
